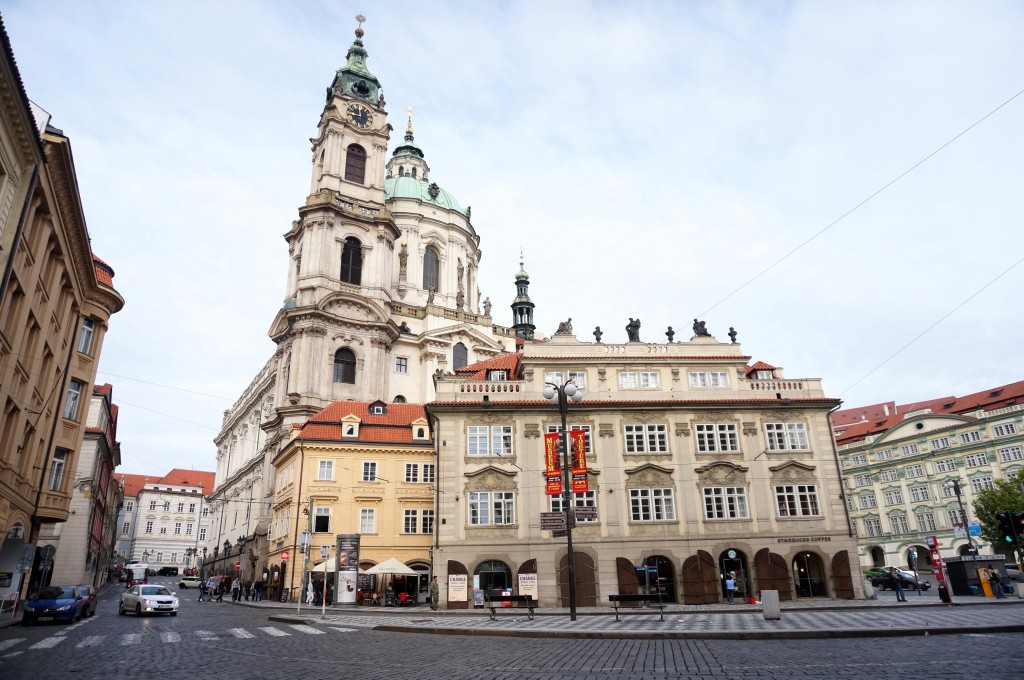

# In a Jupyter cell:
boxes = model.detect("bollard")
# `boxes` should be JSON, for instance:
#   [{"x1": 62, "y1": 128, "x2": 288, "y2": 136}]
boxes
[{"x1": 761, "y1": 590, "x2": 781, "y2": 620}]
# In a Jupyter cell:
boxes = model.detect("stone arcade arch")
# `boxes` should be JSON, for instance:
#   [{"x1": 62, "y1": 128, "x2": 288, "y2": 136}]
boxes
[
  {"x1": 792, "y1": 551, "x2": 828, "y2": 598},
  {"x1": 718, "y1": 548, "x2": 752, "y2": 603}
]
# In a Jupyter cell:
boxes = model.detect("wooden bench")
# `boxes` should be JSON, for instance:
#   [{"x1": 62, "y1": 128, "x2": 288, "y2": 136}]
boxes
[
  {"x1": 608, "y1": 593, "x2": 666, "y2": 621},
  {"x1": 483, "y1": 594, "x2": 536, "y2": 621}
]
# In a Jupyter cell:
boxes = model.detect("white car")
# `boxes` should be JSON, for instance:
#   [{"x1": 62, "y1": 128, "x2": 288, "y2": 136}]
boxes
[
  {"x1": 120, "y1": 584, "x2": 179, "y2": 616},
  {"x1": 178, "y1": 576, "x2": 202, "y2": 589}
]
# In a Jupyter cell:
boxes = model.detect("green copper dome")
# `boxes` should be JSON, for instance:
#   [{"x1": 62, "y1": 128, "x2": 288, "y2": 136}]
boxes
[
  {"x1": 384, "y1": 177, "x2": 466, "y2": 216},
  {"x1": 328, "y1": 24, "x2": 381, "y2": 104}
]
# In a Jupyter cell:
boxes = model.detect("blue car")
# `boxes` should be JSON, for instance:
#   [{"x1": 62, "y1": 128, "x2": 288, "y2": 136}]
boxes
[{"x1": 23, "y1": 586, "x2": 85, "y2": 624}]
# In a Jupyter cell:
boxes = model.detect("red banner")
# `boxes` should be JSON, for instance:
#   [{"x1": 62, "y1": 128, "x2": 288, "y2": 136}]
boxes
[
  {"x1": 569, "y1": 429, "x2": 589, "y2": 493},
  {"x1": 544, "y1": 432, "x2": 562, "y2": 496}
]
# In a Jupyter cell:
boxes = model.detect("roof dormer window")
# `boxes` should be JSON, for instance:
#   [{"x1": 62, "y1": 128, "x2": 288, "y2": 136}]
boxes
[
  {"x1": 756, "y1": 370, "x2": 773, "y2": 379},
  {"x1": 488, "y1": 370, "x2": 509, "y2": 381}
]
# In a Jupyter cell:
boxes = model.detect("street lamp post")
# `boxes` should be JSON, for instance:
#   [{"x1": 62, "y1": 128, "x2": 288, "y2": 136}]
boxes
[
  {"x1": 943, "y1": 479, "x2": 977, "y2": 555},
  {"x1": 237, "y1": 536, "x2": 246, "y2": 585},
  {"x1": 543, "y1": 379, "x2": 583, "y2": 621}
]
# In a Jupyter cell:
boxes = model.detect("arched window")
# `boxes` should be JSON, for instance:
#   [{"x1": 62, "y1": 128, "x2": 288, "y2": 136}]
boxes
[
  {"x1": 398, "y1": 166, "x2": 405, "y2": 177},
  {"x1": 453, "y1": 342, "x2": 468, "y2": 370},
  {"x1": 333, "y1": 348, "x2": 356, "y2": 384},
  {"x1": 344, "y1": 144, "x2": 367, "y2": 184},
  {"x1": 411, "y1": 167, "x2": 417, "y2": 178},
  {"x1": 423, "y1": 248, "x2": 439, "y2": 292},
  {"x1": 392, "y1": 395, "x2": 407, "y2": 403},
  {"x1": 340, "y1": 237, "x2": 362, "y2": 284}
]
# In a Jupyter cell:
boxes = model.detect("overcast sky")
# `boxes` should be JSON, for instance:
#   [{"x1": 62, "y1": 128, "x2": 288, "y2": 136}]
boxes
[{"x1": 4, "y1": 1, "x2": 1023, "y2": 477}]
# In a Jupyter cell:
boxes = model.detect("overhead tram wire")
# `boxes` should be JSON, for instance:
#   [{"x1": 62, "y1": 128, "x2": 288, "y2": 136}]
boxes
[
  {"x1": 97, "y1": 371, "x2": 235, "y2": 401},
  {"x1": 699, "y1": 86, "x2": 1024, "y2": 319}
]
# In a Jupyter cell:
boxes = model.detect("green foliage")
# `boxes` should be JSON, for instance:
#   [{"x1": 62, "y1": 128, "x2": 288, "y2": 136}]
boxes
[{"x1": 973, "y1": 470, "x2": 1024, "y2": 562}]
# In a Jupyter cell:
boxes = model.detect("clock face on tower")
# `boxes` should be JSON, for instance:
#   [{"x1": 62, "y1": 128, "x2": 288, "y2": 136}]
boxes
[{"x1": 347, "y1": 104, "x2": 373, "y2": 129}]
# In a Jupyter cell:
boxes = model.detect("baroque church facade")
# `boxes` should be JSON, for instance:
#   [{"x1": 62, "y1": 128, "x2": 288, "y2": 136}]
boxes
[{"x1": 206, "y1": 22, "x2": 522, "y2": 579}]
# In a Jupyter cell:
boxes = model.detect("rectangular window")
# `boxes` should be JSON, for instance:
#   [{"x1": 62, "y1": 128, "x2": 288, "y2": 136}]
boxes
[
  {"x1": 859, "y1": 493, "x2": 877, "y2": 509},
  {"x1": 174, "y1": 522, "x2": 182, "y2": 535},
  {"x1": 640, "y1": 371, "x2": 660, "y2": 388},
  {"x1": 624, "y1": 423, "x2": 668, "y2": 453},
  {"x1": 395, "y1": 356, "x2": 408, "y2": 374},
  {"x1": 467, "y1": 425, "x2": 512, "y2": 456},
  {"x1": 964, "y1": 453, "x2": 988, "y2": 468},
  {"x1": 904, "y1": 464, "x2": 924, "y2": 479},
  {"x1": 149, "y1": 501, "x2": 157, "y2": 511},
  {"x1": 899, "y1": 443, "x2": 919, "y2": 456},
  {"x1": 883, "y1": 489, "x2": 903, "y2": 506},
  {"x1": 970, "y1": 476, "x2": 994, "y2": 494},
  {"x1": 879, "y1": 470, "x2": 899, "y2": 482},
  {"x1": 405, "y1": 463, "x2": 419, "y2": 483},
  {"x1": 865, "y1": 517, "x2": 882, "y2": 537},
  {"x1": 546, "y1": 424, "x2": 593, "y2": 456},
  {"x1": 317, "y1": 460, "x2": 334, "y2": 481},
  {"x1": 703, "y1": 487, "x2": 749, "y2": 519},
  {"x1": 189, "y1": 503, "x2": 196, "y2": 513},
  {"x1": 360, "y1": 508, "x2": 376, "y2": 534},
  {"x1": 202, "y1": 508, "x2": 209, "y2": 518},
  {"x1": 362, "y1": 462, "x2": 377, "y2": 481},
  {"x1": 122, "y1": 522, "x2": 130, "y2": 535},
  {"x1": 629, "y1": 488, "x2": 676, "y2": 522},
  {"x1": 916, "y1": 512, "x2": 937, "y2": 532},
  {"x1": 159, "y1": 524, "x2": 167, "y2": 535},
  {"x1": 695, "y1": 423, "x2": 739, "y2": 453},
  {"x1": 999, "y1": 446, "x2": 1024, "y2": 463},
  {"x1": 314, "y1": 507, "x2": 330, "y2": 533},
  {"x1": 567, "y1": 371, "x2": 588, "y2": 389},
  {"x1": 765, "y1": 423, "x2": 809, "y2": 451},
  {"x1": 544, "y1": 371, "x2": 565, "y2": 386},
  {"x1": 177, "y1": 502, "x2": 184, "y2": 513},
  {"x1": 775, "y1": 485, "x2": 820, "y2": 517},
  {"x1": 960, "y1": 431, "x2": 982, "y2": 444},
  {"x1": 125, "y1": 501, "x2": 134, "y2": 513},
  {"x1": 618, "y1": 372, "x2": 637, "y2": 389},
  {"x1": 145, "y1": 521, "x2": 153, "y2": 534},
  {"x1": 891, "y1": 515, "x2": 909, "y2": 535},
  {"x1": 854, "y1": 474, "x2": 872, "y2": 487},
  {"x1": 941, "y1": 484, "x2": 957, "y2": 498},
  {"x1": 935, "y1": 459, "x2": 957, "y2": 473},
  {"x1": 909, "y1": 486, "x2": 930, "y2": 502},
  {"x1": 468, "y1": 491, "x2": 516, "y2": 526},
  {"x1": 186, "y1": 523, "x2": 193, "y2": 536},
  {"x1": 930, "y1": 437, "x2": 950, "y2": 451},
  {"x1": 422, "y1": 463, "x2": 435, "y2": 484},
  {"x1": 550, "y1": 491, "x2": 598, "y2": 522},
  {"x1": 848, "y1": 454, "x2": 867, "y2": 466},
  {"x1": 421, "y1": 509, "x2": 435, "y2": 534},
  {"x1": 404, "y1": 509, "x2": 418, "y2": 534},
  {"x1": 163, "y1": 501, "x2": 170, "y2": 511},
  {"x1": 947, "y1": 508, "x2": 964, "y2": 526},
  {"x1": 48, "y1": 448, "x2": 68, "y2": 491},
  {"x1": 77, "y1": 318, "x2": 95, "y2": 354},
  {"x1": 876, "y1": 449, "x2": 893, "y2": 461},
  {"x1": 199, "y1": 528, "x2": 207, "y2": 541},
  {"x1": 63, "y1": 380, "x2": 84, "y2": 420},
  {"x1": 488, "y1": 370, "x2": 509, "y2": 381},
  {"x1": 619, "y1": 371, "x2": 660, "y2": 389},
  {"x1": 993, "y1": 422, "x2": 1017, "y2": 437},
  {"x1": 688, "y1": 371, "x2": 730, "y2": 388}
]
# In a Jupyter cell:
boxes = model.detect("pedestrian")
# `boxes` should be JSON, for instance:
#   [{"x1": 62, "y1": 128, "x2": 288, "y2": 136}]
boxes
[
  {"x1": 231, "y1": 578, "x2": 240, "y2": 602},
  {"x1": 429, "y1": 575, "x2": 439, "y2": 611},
  {"x1": 725, "y1": 573, "x2": 736, "y2": 605},
  {"x1": 215, "y1": 580, "x2": 224, "y2": 602},
  {"x1": 198, "y1": 579, "x2": 207, "y2": 602},
  {"x1": 988, "y1": 567, "x2": 1005, "y2": 599},
  {"x1": 244, "y1": 580, "x2": 251, "y2": 601},
  {"x1": 888, "y1": 567, "x2": 906, "y2": 602},
  {"x1": 254, "y1": 579, "x2": 263, "y2": 602},
  {"x1": 306, "y1": 580, "x2": 314, "y2": 605}
]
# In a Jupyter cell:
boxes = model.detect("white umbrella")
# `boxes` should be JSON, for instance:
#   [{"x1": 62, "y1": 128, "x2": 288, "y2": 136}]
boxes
[
  {"x1": 311, "y1": 557, "x2": 366, "y2": 574},
  {"x1": 365, "y1": 557, "x2": 417, "y2": 575}
]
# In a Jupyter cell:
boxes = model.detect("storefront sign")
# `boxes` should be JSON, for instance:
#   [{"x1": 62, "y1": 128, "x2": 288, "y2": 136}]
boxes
[
  {"x1": 448, "y1": 574, "x2": 468, "y2": 602},
  {"x1": 518, "y1": 573, "x2": 538, "y2": 599},
  {"x1": 777, "y1": 536, "x2": 832, "y2": 543}
]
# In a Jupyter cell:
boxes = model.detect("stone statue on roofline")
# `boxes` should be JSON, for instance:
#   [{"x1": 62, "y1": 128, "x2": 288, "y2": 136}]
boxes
[
  {"x1": 593, "y1": 326, "x2": 603, "y2": 343},
  {"x1": 555, "y1": 318, "x2": 573, "y2": 335},
  {"x1": 692, "y1": 319, "x2": 710, "y2": 337},
  {"x1": 625, "y1": 318, "x2": 641, "y2": 342}
]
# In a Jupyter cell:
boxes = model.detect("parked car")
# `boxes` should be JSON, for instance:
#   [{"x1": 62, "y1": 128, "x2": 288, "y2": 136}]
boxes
[
  {"x1": 157, "y1": 566, "x2": 179, "y2": 576},
  {"x1": 871, "y1": 568, "x2": 931, "y2": 591},
  {"x1": 178, "y1": 576, "x2": 203, "y2": 589},
  {"x1": 22, "y1": 586, "x2": 85, "y2": 624},
  {"x1": 120, "y1": 584, "x2": 179, "y2": 616},
  {"x1": 76, "y1": 584, "x2": 97, "y2": 617},
  {"x1": 865, "y1": 566, "x2": 897, "y2": 580}
]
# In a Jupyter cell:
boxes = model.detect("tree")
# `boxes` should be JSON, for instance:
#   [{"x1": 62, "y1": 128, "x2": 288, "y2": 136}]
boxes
[{"x1": 973, "y1": 470, "x2": 1024, "y2": 563}]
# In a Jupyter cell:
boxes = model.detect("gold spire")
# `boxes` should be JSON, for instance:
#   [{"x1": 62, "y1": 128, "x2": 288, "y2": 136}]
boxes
[{"x1": 406, "y1": 106, "x2": 414, "y2": 135}]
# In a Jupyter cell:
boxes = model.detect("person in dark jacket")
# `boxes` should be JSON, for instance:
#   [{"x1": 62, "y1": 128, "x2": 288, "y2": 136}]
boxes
[{"x1": 887, "y1": 567, "x2": 906, "y2": 602}]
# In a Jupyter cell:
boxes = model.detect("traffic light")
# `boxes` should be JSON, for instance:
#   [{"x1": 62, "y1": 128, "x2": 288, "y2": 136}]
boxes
[{"x1": 997, "y1": 512, "x2": 1022, "y2": 545}]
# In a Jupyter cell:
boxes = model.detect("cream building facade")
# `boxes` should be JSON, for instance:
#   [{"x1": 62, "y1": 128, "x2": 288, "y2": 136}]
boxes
[{"x1": 428, "y1": 333, "x2": 863, "y2": 608}]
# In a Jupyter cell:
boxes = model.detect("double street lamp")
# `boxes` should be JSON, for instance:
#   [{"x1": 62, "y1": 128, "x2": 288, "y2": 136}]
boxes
[
  {"x1": 543, "y1": 379, "x2": 583, "y2": 621},
  {"x1": 943, "y1": 479, "x2": 977, "y2": 554}
]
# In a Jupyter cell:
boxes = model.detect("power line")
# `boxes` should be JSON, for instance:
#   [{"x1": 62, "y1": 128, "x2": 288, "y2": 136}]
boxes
[
  {"x1": 97, "y1": 371, "x2": 235, "y2": 401},
  {"x1": 699, "y1": 86, "x2": 1024, "y2": 318},
  {"x1": 114, "y1": 398, "x2": 219, "y2": 431}
]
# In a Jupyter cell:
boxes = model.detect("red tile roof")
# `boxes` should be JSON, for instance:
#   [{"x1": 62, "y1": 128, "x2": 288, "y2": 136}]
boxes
[
  {"x1": 455, "y1": 353, "x2": 522, "y2": 381},
  {"x1": 833, "y1": 379, "x2": 1024, "y2": 445},
  {"x1": 298, "y1": 401, "x2": 432, "y2": 446},
  {"x1": 744, "y1": 361, "x2": 777, "y2": 377},
  {"x1": 156, "y1": 469, "x2": 216, "y2": 491},
  {"x1": 118, "y1": 473, "x2": 149, "y2": 498},
  {"x1": 93, "y1": 254, "x2": 116, "y2": 289}
]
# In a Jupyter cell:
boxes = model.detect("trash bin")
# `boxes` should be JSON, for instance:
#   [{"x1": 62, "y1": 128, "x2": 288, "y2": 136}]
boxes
[{"x1": 937, "y1": 585, "x2": 951, "y2": 603}]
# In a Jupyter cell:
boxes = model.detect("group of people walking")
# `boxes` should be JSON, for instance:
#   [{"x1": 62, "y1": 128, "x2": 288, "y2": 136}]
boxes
[{"x1": 197, "y1": 577, "x2": 265, "y2": 602}]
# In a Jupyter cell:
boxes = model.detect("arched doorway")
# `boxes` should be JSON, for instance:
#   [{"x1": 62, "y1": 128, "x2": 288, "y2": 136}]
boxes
[
  {"x1": 957, "y1": 544, "x2": 975, "y2": 557},
  {"x1": 718, "y1": 549, "x2": 751, "y2": 603},
  {"x1": 558, "y1": 551, "x2": 597, "y2": 607},
  {"x1": 474, "y1": 559, "x2": 512, "y2": 598},
  {"x1": 640, "y1": 554, "x2": 676, "y2": 603},
  {"x1": 792, "y1": 551, "x2": 828, "y2": 598},
  {"x1": 869, "y1": 546, "x2": 885, "y2": 567},
  {"x1": 906, "y1": 545, "x2": 932, "y2": 571}
]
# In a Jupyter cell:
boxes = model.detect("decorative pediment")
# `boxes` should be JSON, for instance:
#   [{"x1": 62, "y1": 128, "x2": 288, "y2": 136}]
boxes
[
  {"x1": 464, "y1": 466, "x2": 517, "y2": 492},
  {"x1": 320, "y1": 294, "x2": 389, "y2": 324},
  {"x1": 698, "y1": 411, "x2": 736, "y2": 423},
  {"x1": 420, "y1": 323, "x2": 504, "y2": 351},
  {"x1": 768, "y1": 460, "x2": 816, "y2": 482},
  {"x1": 694, "y1": 461, "x2": 749, "y2": 483},
  {"x1": 624, "y1": 463, "x2": 674, "y2": 488}
]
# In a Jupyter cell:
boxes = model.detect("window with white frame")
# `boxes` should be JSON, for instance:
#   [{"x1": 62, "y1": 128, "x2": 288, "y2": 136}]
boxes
[
  {"x1": 970, "y1": 476, "x2": 994, "y2": 493},
  {"x1": 941, "y1": 484, "x2": 958, "y2": 498},
  {"x1": 624, "y1": 423, "x2": 668, "y2": 453},
  {"x1": 947, "y1": 507, "x2": 965, "y2": 526},
  {"x1": 890, "y1": 515, "x2": 909, "y2": 535},
  {"x1": 395, "y1": 356, "x2": 408, "y2": 374},
  {"x1": 959, "y1": 431, "x2": 982, "y2": 444},
  {"x1": 909, "y1": 486, "x2": 930, "y2": 502},
  {"x1": 904, "y1": 464, "x2": 924, "y2": 479},
  {"x1": 629, "y1": 488, "x2": 676, "y2": 521},
  {"x1": 688, "y1": 370, "x2": 731, "y2": 388},
  {"x1": 405, "y1": 463, "x2": 435, "y2": 483},
  {"x1": 189, "y1": 503, "x2": 196, "y2": 513},
  {"x1": 550, "y1": 491, "x2": 598, "y2": 522},
  {"x1": 362, "y1": 461, "x2": 377, "y2": 481},
  {"x1": 765, "y1": 423, "x2": 809, "y2": 451},
  {"x1": 864, "y1": 517, "x2": 882, "y2": 537},
  {"x1": 125, "y1": 501, "x2": 134, "y2": 513},
  {"x1": 695, "y1": 423, "x2": 739, "y2": 453},
  {"x1": 876, "y1": 449, "x2": 893, "y2": 461},
  {"x1": 879, "y1": 470, "x2": 899, "y2": 482},
  {"x1": 403, "y1": 509, "x2": 418, "y2": 533},
  {"x1": 916, "y1": 512, "x2": 937, "y2": 532},
  {"x1": 935, "y1": 459, "x2": 957, "y2": 473},
  {"x1": 404, "y1": 463, "x2": 419, "y2": 483},
  {"x1": 171, "y1": 552, "x2": 178, "y2": 564},
  {"x1": 854, "y1": 473, "x2": 872, "y2": 487},
  {"x1": 174, "y1": 522, "x2": 181, "y2": 535},
  {"x1": 467, "y1": 425, "x2": 512, "y2": 456},
  {"x1": 546, "y1": 424, "x2": 593, "y2": 456},
  {"x1": 202, "y1": 507, "x2": 209, "y2": 517},
  {"x1": 999, "y1": 445, "x2": 1024, "y2": 463},
  {"x1": 964, "y1": 452, "x2": 988, "y2": 468},
  {"x1": 122, "y1": 522, "x2": 130, "y2": 535},
  {"x1": 859, "y1": 493, "x2": 877, "y2": 509},
  {"x1": 544, "y1": 371, "x2": 564, "y2": 385},
  {"x1": 149, "y1": 500, "x2": 157, "y2": 511},
  {"x1": 568, "y1": 371, "x2": 588, "y2": 388},
  {"x1": 177, "y1": 502, "x2": 184, "y2": 513},
  {"x1": 756, "y1": 370, "x2": 773, "y2": 379},
  {"x1": 145, "y1": 521, "x2": 153, "y2": 534},
  {"x1": 899, "y1": 443, "x2": 919, "y2": 456},
  {"x1": 775, "y1": 485, "x2": 820, "y2": 517},
  {"x1": 468, "y1": 491, "x2": 516, "y2": 525},
  {"x1": 156, "y1": 552, "x2": 163, "y2": 563},
  {"x1": 186, "y1": 523, "x2": 193, "y2": 536},
  {"x1": 159, "y1": 524, "x2": 167, "y2": 535},
  {"x1": 314, "y1": 507, "x2": 330, "y2": 532},
  {"x1": 199, "y1": 528, "x2": 207, "y2": 541},
  {"x1": 883, "y1": 489, "x2": 903, "y2": 506},
  {"x1": 421, "y1": 509, "x2": 434, "y2": 534},
  {"x1": 48, "y1": 449, "x2": 68, "y2": 491},
  {"x1": 77, "y1": 318, "x2": 95, "y2": 354},
  {"x1": 848, "y1": 454, "x2": 867, "y2": 466},
  {"x1": 488, "y1": 370, "x2": 509, "y2": 381},
  {"x1": 163, "y1": 501, "x2": 170, "y2": 511},
  {"x1": 618, "y1": 371, "x2": 660, "y2": 389},
  {"x1": 63, "y1": 380, "x2": 84, "y2": 420},
  {"x1": 930, "y1": 437, "x2": 951, "y2": 451},
  {"x1": 993, "y1": 421, "x2": 1017, "y2": 437},
  {"x1": 703, "y1": 487, "x2": 749, "y2": 519},
  {"x1": 360, "y1": 508, "x2": 376, "y2": 533}
]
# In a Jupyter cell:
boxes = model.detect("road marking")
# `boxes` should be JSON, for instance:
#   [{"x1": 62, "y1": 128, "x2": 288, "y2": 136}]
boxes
[
  {"x1": 289, "y1": 624, "x2": 324, "y2": 635},
  {"x1": 258, "y1": 627, "x2": 290, "y2": 637},
  {"x1": 328, "y1": 627, "x2": 357, "y2": 633},
  {"x1": 76, "y1": 635, "x2": 104, "y2": 648},
  {"x1": 29, "y1": 636, "x2": 65, "y2": 649},
  {"x1": 195, "y1": 630, "x2": 219, "y2": 640},
  {"x1": 227, "y1": 628, "x2": 255, "y2": 639},
  {"x1": 121, "y1": 634, "x2": 141, "y2": 646},
  {"x1": 0, "y1": 639, "x2": 25, "y2": 652},
  {"x1": 161, "y1": 632, "x2": 181, "y2": 643},
  {"x1": 2, "y1": 651, "x2": 24, "y2": 658}
]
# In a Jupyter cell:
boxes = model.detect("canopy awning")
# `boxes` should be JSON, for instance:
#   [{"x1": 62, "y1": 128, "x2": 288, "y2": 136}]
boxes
[{"x1": 364, "y1": 557, "x2": 417, "y2": 575}]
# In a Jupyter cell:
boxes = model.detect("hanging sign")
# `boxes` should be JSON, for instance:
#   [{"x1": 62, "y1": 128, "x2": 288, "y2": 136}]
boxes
[
  {"x1": 543, "y1": 432, "x2": 562, "y2": 496},
  {"x1": 569, "y1": 429, "x2": 589, "y2": 493}
]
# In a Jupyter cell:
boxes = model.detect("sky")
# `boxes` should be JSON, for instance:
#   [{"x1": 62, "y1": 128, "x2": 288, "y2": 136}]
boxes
[{"x1": 4, "y1": 1, "x2": 1023, "y2": 477}]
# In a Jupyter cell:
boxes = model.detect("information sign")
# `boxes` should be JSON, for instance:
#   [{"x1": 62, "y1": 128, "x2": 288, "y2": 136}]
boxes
[
  {"x1": 540, "y1": 512, "x2": 565, "y2": 531},
  {"x1": 281, "y1": 551, "x2": 290, "y2": 560}
]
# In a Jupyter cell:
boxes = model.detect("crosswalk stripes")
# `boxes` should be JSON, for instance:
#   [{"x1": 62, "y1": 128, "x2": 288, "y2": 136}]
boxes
[
  {"x1": 76, "y1": 635, "x2": 104, "y2": 648},
  {"x1": 195, "y1": 630, "x2": 219, "y2": 641},
  {"x1": 288, "y1": 624, "x2": 324, "y2": 635},
  {"x1": 161, "y1": 632, "x2": 181, "y2": 643},
  {"x1": 258, "y1": 626, "x2": 290, "y2": 636},
  {"x1": 29, "y1": 636, "x2": 64, "y2": 649},
  {"x1": 120, "y1": 634, "x2": 141, "y2": 646},
  {"x1": 227, "y1": 628, "x2": 254, "y2": 639},
  {"x1": 0, "y1": 639, "x2": 25, "y2": 652}
]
